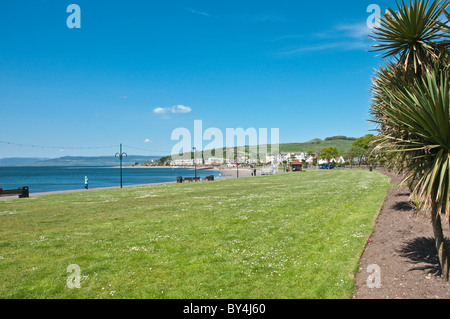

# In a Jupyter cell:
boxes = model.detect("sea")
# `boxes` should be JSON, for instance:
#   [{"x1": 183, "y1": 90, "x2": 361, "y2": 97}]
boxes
[{"x1": 0, "y1": 167, "x2": 222, "y2": 194}]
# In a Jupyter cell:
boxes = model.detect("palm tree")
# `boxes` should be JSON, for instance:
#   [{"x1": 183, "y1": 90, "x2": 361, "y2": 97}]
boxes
[
  {"x1": 372, "y1": 69, "x2": 450, "y2": 279},
  {"x1": 371, "y1": 0, "x2": 449, "y2": 74},
  {"x1": 370, "y1": 0, "x2": 450, "y2": 280}
]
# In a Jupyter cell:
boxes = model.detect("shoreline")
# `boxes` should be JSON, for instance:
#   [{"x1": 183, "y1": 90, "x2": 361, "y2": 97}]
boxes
[
  {"x1": 0, "y1": 168, "x2": 253, "y2": 199},
  {"x1": 0, "y1": 167, "x2": 259, "y2": 200}
]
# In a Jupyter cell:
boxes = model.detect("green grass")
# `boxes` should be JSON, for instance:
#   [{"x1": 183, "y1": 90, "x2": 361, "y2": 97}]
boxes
[{"x1": 0, "y1": 170, "x2": 391, "y2": 299}]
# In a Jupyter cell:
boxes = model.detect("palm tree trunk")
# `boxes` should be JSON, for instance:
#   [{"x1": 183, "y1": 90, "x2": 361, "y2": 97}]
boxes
[{"x1": 431, "y1": 192, "x2": 449, "y2": 281}]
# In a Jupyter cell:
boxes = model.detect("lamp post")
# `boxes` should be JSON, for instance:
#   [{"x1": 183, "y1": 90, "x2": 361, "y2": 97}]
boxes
[{"x1": 115, "y1": 144, "x2": 127, "y2": 188}]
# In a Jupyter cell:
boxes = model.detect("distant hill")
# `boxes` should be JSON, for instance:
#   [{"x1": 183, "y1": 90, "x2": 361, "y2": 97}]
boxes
[
  {"x1": 0, "y1": 156, "x2": 160, "y2": 167},
  {"x1": 156, "y1": 136, "x2": 357, "y2": 163},
  {"x1": 277, "y1": 137, "x2": 356, "y2": 153},
  {"x1": 1, "y1": 137, "x2": 356, "y2": 166},
  {"x1": 0, "y1": 157, "x2": 50, "y2": 166},
  {"x1": 246, "y1": 137, "x2": 356, "y2": 154}
]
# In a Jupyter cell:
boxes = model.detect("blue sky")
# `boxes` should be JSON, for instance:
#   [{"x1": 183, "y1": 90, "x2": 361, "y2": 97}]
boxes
[{"x1": 0, "y1": 0, "x2": 398, "y2": 158}]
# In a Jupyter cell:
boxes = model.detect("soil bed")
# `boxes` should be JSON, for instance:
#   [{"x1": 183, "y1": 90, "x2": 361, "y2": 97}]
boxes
[{"x1": 353, "y1": 170, "x2": 450, "y2": 299}]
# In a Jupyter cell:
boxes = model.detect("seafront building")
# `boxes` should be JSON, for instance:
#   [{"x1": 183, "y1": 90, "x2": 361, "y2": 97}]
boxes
[{"x1": 167, "y1": 151, "x2": 346, "y2": 167}]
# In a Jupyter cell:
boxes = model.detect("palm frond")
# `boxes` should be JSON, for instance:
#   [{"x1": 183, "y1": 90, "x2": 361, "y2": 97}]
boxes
[
  {"x1": 371, "y1": 67, "x2": 450, "y2": 222},
  {"x1": 370, "y1": 0, "x2": 450, "y2": 73}
]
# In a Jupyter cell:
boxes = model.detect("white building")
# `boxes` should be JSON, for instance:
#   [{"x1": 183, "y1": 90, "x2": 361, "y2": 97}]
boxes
[
  {"x1": 318, "y1": 156, "x2": 345, "y2": 165},
  {"x1": 171, "y1": 159, "x2": 194, "y2": 166},
  {"x1": 204, "y1": 157, "x2": 224, "y2": 165}
]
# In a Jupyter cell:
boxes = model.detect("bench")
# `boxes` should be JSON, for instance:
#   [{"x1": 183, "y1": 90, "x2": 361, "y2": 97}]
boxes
[
  {"x1": 0, "y1": 186, "x2": 29, "y2": 198},
  {"x1": 178, "y1": 176, "x2": 214, "y2": 183}
]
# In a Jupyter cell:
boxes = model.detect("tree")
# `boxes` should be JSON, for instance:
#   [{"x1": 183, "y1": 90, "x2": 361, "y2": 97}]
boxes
[
  {"x1": 345, "y1": 146, "x2": 366, "y2": 167},
  {"x1": 156, "y1": 155, "x2": 171, "y2": 166},
  {"x1": 324, "y1": 136, "x2": 356, "y2": 141},
  {"x1": 319, "y1": 147, "x2": 340, "y2": 169},
  {"x1": 290, "y1": 153, "x2": 296, "y2": 163},
  {"x1": 369, "y1": 0, "x2": 450, "y2": 280},
  {"x1": 352, "y1": 134, "x2": 376, "y2": 150},
  {"x1": 352, "y1": 135, "x2": 382, "y2": 167}
]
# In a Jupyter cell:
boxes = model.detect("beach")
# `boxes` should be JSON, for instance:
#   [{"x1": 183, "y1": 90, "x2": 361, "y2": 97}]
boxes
[
  {"x1": 113, "y1": 165, "x2": 257, "y2": 179},
  {"x1": 217, "y1": 168, "x2": 254, "y2": 178}
]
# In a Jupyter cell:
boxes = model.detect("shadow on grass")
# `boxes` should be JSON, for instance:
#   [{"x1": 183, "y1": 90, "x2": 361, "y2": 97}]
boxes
[{"x1": 397, "y1": 237, "x2": 450, "y2": 276}]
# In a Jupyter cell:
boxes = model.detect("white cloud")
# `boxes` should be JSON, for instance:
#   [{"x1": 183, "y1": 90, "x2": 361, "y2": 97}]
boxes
[
  {"x1": 279, "y1": 41, "x2": 368, "y2": 56},
  {"x1": 153, "y1": 105, "x2": 192, "y2": 115},
  {"x1": 334, "y1": 22, "x2": 371, "y2": 39},
  {"x1": 275, "y1": 21, "x2": 372, "y2": 56},
  {"x1": 186, "y1": 8, "x2": 211, "y2": 17},
  {"x1": 144, "y1": 139, "x2": 152, "y2": 143},
  {"x1": 153, "y1": 107, "x2": 168, "y2": 115},
  {"x1": 173, "y1": 105, "x2": 192, "y2": 113}
]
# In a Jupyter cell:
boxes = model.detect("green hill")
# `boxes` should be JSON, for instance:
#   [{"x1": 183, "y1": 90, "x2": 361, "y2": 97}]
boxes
[
  {"x1": 277, "y1": 137, "x2": 356, "y2": 153},
  {"x1": 244, "y1": 136, "x2": 356, "y2": 154},
  {"x1": 157, "y1": 136, "x2": 356, "y2": 163}
]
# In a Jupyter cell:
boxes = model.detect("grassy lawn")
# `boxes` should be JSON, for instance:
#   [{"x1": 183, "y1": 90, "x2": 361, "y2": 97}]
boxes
[{"x1": 0, "y1": 169, "x2": 391, "y2": 299}]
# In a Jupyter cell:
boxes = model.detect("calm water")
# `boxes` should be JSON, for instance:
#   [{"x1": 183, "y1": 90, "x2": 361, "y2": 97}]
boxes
[{"x1": 0, "y1": 167, "x2": 222, "y2": 194}]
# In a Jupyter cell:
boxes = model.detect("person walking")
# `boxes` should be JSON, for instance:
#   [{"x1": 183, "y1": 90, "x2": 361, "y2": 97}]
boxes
[{"x1": 84, "y1": 176, "x2": 89, "y2": 190}]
